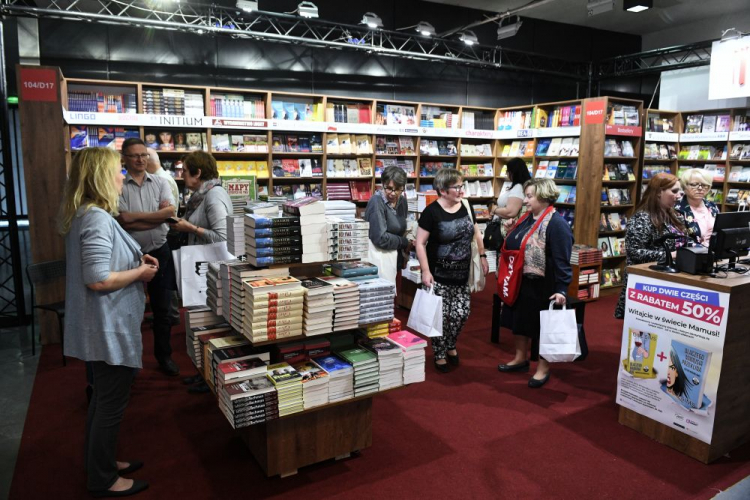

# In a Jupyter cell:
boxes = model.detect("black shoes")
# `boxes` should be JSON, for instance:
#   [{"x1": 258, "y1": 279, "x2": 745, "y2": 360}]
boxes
[
  {"x1": 188, "y1": 381, "x2": 211, "y2": 394},
  {"x1": 91, "y1": 479, "x2": 149, "y2": 498},
  {"x1": 528, "y1": 373, "x2": 550, "y2": 388},
  {"x1": 118, "y1": 461, "x2": 144, "y2": 476},
  {"x1": 434, "y1": 359, "x2": 450, "y2": 373},
  {"x1": 157, "y1": 358, "x2": 180, "y2": 376},
  {"x1": 446, "y1": 352, "x2": 459, "y2": 366},
  {"x1": 497, "y1": 360, "x2": 530, "y2": 373},
  {"x1": 182, "y1": 374, "x2": 203, "y2": 385}
]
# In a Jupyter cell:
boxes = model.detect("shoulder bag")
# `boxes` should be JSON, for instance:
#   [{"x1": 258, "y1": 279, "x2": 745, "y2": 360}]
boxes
[
  {"x1": 496, "y1": 206, "x2": 554, "y2": 306},
  {"x1": 461, "y1": 199, "x2": 485, "y2": 293}
]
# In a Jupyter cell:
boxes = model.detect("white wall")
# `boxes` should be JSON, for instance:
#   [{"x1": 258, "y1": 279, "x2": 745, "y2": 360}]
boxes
[{"x1": 659, "y1": 66, "x2": 750, "y2": 111}]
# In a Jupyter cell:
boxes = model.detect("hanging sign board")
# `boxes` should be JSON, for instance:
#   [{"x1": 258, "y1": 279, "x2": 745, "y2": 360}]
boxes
[
  {"x1": 19, "y1": 68, "x2": 58, "y2": 102},
  {"x1": 584, "y1": 99, "x2": 606, "y2": 125},
  {"x1": 708, "y1": 38, "x2": 750, "y2": 100}
]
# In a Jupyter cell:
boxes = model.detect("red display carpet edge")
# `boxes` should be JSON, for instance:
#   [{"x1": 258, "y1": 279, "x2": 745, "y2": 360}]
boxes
[{"x1": 10, "y1": 289, "x2": 750, "y2": 499}]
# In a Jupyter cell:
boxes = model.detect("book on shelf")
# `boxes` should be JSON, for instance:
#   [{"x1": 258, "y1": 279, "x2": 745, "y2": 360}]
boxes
[{"x1": 685, "y1": 115, "x2": 704, "y2": 134}]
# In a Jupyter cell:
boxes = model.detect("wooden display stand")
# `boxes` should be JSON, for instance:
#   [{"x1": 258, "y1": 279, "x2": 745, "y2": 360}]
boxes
[
  {"x1": 239, "y1": 396, "x2": 373, "y2": 477},
  {"x1": 618, "y1": 263, "x2": 750, "y2": 463}
]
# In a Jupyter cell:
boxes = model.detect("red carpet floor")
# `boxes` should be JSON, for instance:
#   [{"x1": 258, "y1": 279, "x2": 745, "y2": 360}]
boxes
[{"x1": 10, "y1": 288, "x2": 750, "y2": 499}]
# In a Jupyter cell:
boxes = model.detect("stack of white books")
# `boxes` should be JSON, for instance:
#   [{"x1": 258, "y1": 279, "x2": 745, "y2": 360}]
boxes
[
  {"x1": 357, "y1": 278, "x2": 395, "y2": 325},
  {"x1": 241, "y1": 277, "x2": 304, "y2": 343},
  {"x1": 292, "y1": 360, "x2": 330, "y2": 409},
  {"x1": 388, "y1": 330, "x2": 427, "y2": 385},
  {"x1": 282, "y1": 197, "x2": 329, "y2": 264},
  {"x1": 360, "y1": 337, "x2": 403, "y2": 391},
  {"x1": 300, "y1": 277, "x2": 335, "y2": 336},
  {"x1": 318, "y1": 276, "x2": 359, "y2": 331},
  {"x1": 321, "y1": 200, "x2": 357, "y2": 221},
  {"x1": 326, "y1": 218, "x2": 369, "y2": 261},
  {"x1": 313, "y1": 354, "x2": 354, "y2": 402},
  {"x1": 226, "y1": 215, "x2": 246, "y2": 258}
]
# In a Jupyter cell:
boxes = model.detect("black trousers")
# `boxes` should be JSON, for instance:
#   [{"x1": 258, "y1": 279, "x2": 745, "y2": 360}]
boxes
[
  {"x1": 85, "y1": 361, "x2": 136, "y2": 492},
  {"x1": 145, "y1": 242, "x2": 175, "y2": 362}
]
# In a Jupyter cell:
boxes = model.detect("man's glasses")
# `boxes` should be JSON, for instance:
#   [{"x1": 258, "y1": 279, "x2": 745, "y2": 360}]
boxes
[
  {"x1": 448, "y1": 185, "x2": 465, "y2": 192},
  {"x1": 687, "y1": 183, "x2": 710, "y2": 190},
  {"x1": 384, "y1": 187, "x2": 404, "y2": 194},
  {"x1": 122, "y1": 153, "x2": 150, "y2": 160}
]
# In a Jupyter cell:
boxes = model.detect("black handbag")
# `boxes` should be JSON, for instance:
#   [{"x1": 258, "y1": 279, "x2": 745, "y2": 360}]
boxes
[{"x1": 483, "y1": 218, "x2": 504, "y2": 251}]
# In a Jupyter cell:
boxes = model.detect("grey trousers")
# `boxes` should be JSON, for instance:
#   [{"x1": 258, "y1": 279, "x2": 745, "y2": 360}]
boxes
[{"x1": 84, "y1": 361, "x2": 135, "y2": 492}]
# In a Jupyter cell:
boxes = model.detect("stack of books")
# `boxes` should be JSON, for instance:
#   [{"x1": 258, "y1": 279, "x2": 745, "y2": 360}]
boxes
[
  {"x1": 220, "y1": 262, "x2": 288, "y2": 332},
  {"x1": 244, "y1": 213, "x2": 302, "y2": 267},
  {"x1": 267, "y1": 362, "x2": 304, "y2": 416},
  {"x1": 327, "y1": 219, "x2": 369, "y2": 261},
  {"x1": 388, "y1": 330, "x2": 427, "y2": 385},
  {"x1": 205, "y1": 262, "x2": 226, "y2": 316},
  {"x1": 216, "y1": 355, "x2": 269, "y2": 388},
  {"x1": 226, "y1": 215, "x2": 246, "y2": 258},
  {"x1": 300, "y1": 277, "x2": 335, "y2": 336},
  {"x1": 388, "y1": 318, "x2": 402, "y2": 334},
  {"x1": 336, "y1": 347, "x2": 379, "y2": 397},
  {"x1": 571, "y1": 245, "x2": 603, "y2": 266},
  {"x1": 321, "y1": 200, "x2": 357, "y2": 221},
  {"x1": 325, "y1": 183, "x2": 352, "y2": 200},
  {"x1": 185, "y1": 308, "x2": 231, "y2": 369},
  {"x1": 219, "y1": 375, "x2": 279, "y2": 429},
  {"x1": 242, "y1": 277, "x2": 304, "y2": 343},
  {"x1": 318, "y1": 276, "x2": 360, "y2": 330},
  {"x1": 363, "y1": 321, "x2": 391, "y2": 338},
  {"x1": 357, "y1": 278, "x2": 396, "y2": 325},
  {"x1": 360, "y1": 337, "x2": 403, "y2": 390},
  {"x1": 330, "y1": 260, "x2": 378, "y2": 281},
  {"x1": 313, "y1": 354, "x2": 354, "y2": 402},
  {"x1": 204, "y1": 335, "x2": 250, "y2": 392},
  {"x1": 292, "y1": 360, "x2": 330, "y2": 409},
  {"x1": 282, "y1": 197, "x2": 328, "y2": 263},
  {"x1": 244, "y1": 201, "x2": 280, "y2": 217}
]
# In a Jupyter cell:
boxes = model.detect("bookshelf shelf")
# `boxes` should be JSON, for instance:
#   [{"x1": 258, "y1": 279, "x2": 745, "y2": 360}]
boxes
[
  {"x1": 272, "y1": 152, "x2": 325, "y2": 157},
  {"x1": 603, "y1": 156, "x2": 638, "y2": 161},
  {"x1": 212, "y1": 151, "x2": 271, "y2": 156},
  {"x1": 271, "y1": 176, "x2": 325, "y2": 181},
  {"x1": 602, "y1": 180, "x2": 636, "y2": 185},
  {"x1": 600, "y1": 204, "x2": 635, "y2": 210}
]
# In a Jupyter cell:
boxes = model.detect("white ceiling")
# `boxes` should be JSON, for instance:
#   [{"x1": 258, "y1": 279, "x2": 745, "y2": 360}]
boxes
[{"x1": 423, "y1": 0, "x2": 750, "y2": 36}]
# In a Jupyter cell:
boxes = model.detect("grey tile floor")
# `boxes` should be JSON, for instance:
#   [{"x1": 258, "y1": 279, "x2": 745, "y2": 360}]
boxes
[
  {"x1": 0, "y1": 325, "x2": 39, "y2": 500},
  {"x1": 0, "y1": 324, "x2": 748, "y2": 500}
]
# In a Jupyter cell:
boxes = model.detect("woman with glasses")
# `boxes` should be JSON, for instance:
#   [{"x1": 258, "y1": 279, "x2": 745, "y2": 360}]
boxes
[
  {"x1": 364, "y1": 165, "x2": 411, "y2": 283},
  {"x1": 676, "y1": 168, "x2": 719, "y2": 247},
  {"x1": 415, "y1": 168, "x2": 489, "y2": 373},
  {"x1": 496, "y1": 179, "x2": 573, "y2": 388},
  {"x1": 614, "y1": 173, "x2": 687, "y2": 319},
  {"x1": 492, "y1": 157, "x2": 532, "y2": 242}
]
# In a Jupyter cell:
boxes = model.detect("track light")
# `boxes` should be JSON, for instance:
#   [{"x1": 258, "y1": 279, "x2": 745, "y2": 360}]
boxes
[
  {"x1": 587, "y1": 0, "x2": 614, "y2": 17},
  {"x1": 236, "y1": 0, "x2": 258, "y2": 13},
  {"x1": 624, "y1": 0, "x2": 652, "y2": 12},
  {"x1": 297, "y1": 1, "x2": 318, "y2": 18},
  {"x1": 497, "y1": 16, "x2": 522, "y2": 40},
  {"x1": 416, "y1": 21, "x2": 435, "y2": 37},
  {"x1": 361, "y1": 12, "x2": 383, "y2": 29},
  {"x1": 459, "y1": 30, "x2": 478, "y2": 46}
]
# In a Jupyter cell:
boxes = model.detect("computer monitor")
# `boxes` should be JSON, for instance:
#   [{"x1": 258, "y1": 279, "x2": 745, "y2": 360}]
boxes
[{"x1": 708, "y1": 211, "x2": 750, "y2": 269}]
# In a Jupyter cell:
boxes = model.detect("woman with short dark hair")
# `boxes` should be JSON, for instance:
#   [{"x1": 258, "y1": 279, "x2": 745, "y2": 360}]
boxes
[
  {"x1": 415, "y1": 168, "x2": 488, "y2": 373},
  {"x1": 170, "y1": 151, "x2": 232, "y2": 245},
  {"x1": 364, "y1": 165, "x2": 410, "y2": 283}
]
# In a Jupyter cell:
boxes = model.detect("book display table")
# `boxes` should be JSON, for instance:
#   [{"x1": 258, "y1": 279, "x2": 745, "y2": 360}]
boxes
[{"x1": 616, "y1": 263, "x2": 750, "y2": 463}]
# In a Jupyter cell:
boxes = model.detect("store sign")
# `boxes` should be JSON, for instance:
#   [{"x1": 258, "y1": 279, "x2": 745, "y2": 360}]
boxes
[
  {"x1": 20, "y1": 68, "x2": 58, "y2": 102},
  {"x1": 584, "y1": 99, "x2": 605, "y2": 125},
  {"x1": 709, "y1": 38, "x2": 750, "y2": 100},
  {"x1": 616, "y1": 274, "x2": 729, "y2": 444},
  {"x1": 679, "y1": 132, "x2": 729, "y2": 143},
  {"x1": 605, "y1": 125, "x2": 642, "y2": 137}
]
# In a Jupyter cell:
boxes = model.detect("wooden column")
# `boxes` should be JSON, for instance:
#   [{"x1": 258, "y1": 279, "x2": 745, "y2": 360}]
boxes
[
  {"x1": 17, "y1": 65, "x2": 68, "y2": 343},
  {"x1": 575, "y1": 97, "x2": 607, "y2": 247}
]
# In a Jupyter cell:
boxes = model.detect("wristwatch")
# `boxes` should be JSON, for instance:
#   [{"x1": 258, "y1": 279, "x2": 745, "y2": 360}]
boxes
[{"x1": 480, "y1": 254, "x2": 487, "y2": 258}]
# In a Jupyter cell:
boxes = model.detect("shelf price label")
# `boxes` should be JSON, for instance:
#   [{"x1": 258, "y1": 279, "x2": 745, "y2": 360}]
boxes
[
  {"x1": 645, "y1": 131, "x2": 679, "y2": 142},
  {"x1": 679, "y1": 132, "x2": 729, "y2": 142},
  {"x1": 729, "y1": 131, "x2": 750, "y2": 141},
  {"x1": 516, "y1": 129, "x2": 532, "y2": 138},
  {"x1": 20, "y1": 68, "x2": 58, "y2": 102}
]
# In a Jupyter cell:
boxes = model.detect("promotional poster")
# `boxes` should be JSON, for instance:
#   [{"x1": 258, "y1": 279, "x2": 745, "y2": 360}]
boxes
[{"x1": 616, "y1": 274, "x2": 729, "y2": 444}]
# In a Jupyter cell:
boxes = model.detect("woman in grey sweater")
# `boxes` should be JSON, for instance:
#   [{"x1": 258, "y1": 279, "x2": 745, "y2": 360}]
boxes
[
  {"x1": 170, "y1": 151, "x2": 232, "y2": 245},
  {"x1": 60, "y1": 148, "x2": 158, "y2": 497},
  {"x1": 364, "y1": 166, "x2": 411, "y2": 283}
]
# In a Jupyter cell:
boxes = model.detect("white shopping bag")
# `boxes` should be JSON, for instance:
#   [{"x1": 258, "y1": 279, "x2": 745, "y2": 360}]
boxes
[
  {"x1": 407, "y1": 286, "x2": 443, "y2": 337},
  {"x1": 367, "y1": 241, "x2": 398, "y2": 284},
  {"x1": 539, "y1": 301, "x2": 580, "y2": 362}
]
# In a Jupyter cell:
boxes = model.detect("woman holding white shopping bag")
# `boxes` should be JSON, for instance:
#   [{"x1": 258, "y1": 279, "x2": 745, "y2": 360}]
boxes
[
  {"x1": 497, "y1": 178, "x2": 573, "y2": 388},
  {"x1": 364, "y1": 166, "x2": 412, "y2": 283},
  {"x1": 416, "y1": 168, "x2": 489, "y2": 373}
]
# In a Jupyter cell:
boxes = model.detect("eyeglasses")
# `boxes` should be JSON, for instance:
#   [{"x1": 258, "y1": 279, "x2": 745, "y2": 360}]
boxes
[
  {"x1": 687, "y1": 183, "x2": 710, "y2": 190},
  {"x1": 122, "y1": 153, "x2": 150, "y2": 160},
  {"x1": 384, "y1": 186, "x2": 404, "y2": 194},
  {"x1": 447, "y1": 185, "x2": 465, "y2": 192}
]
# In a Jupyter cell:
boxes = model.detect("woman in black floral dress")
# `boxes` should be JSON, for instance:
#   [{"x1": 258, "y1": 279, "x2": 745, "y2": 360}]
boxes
[{"x1": 614, "y1": 173, "x2": 687, "y2": 318}]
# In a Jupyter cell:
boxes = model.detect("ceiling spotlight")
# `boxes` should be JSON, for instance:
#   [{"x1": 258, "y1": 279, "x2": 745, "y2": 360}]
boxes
[
  {"x1": 236, "y1": 0, "x2": 258, "y2": 13},
  {"x1": 624, "y1": 0, "x2": 652, "y2": 12},
  {"x1": 497, "y1": 16, "x2": 522, "y2": 40},
  {"x1": 587, "y1": 0, "x2": 614, "y2": 17},
  {"x1": 459, "y1": 30, "x2": 478, "y2": 46},
  {"x1": 416, "y1": 21, "x2": 436, "y2": 37},
  {"x1": 297, "y1": 1, "x2": 318, "y2": 18},
  {"x1": 361, "y1": 12, "x2": 383, "y2": 29}
]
